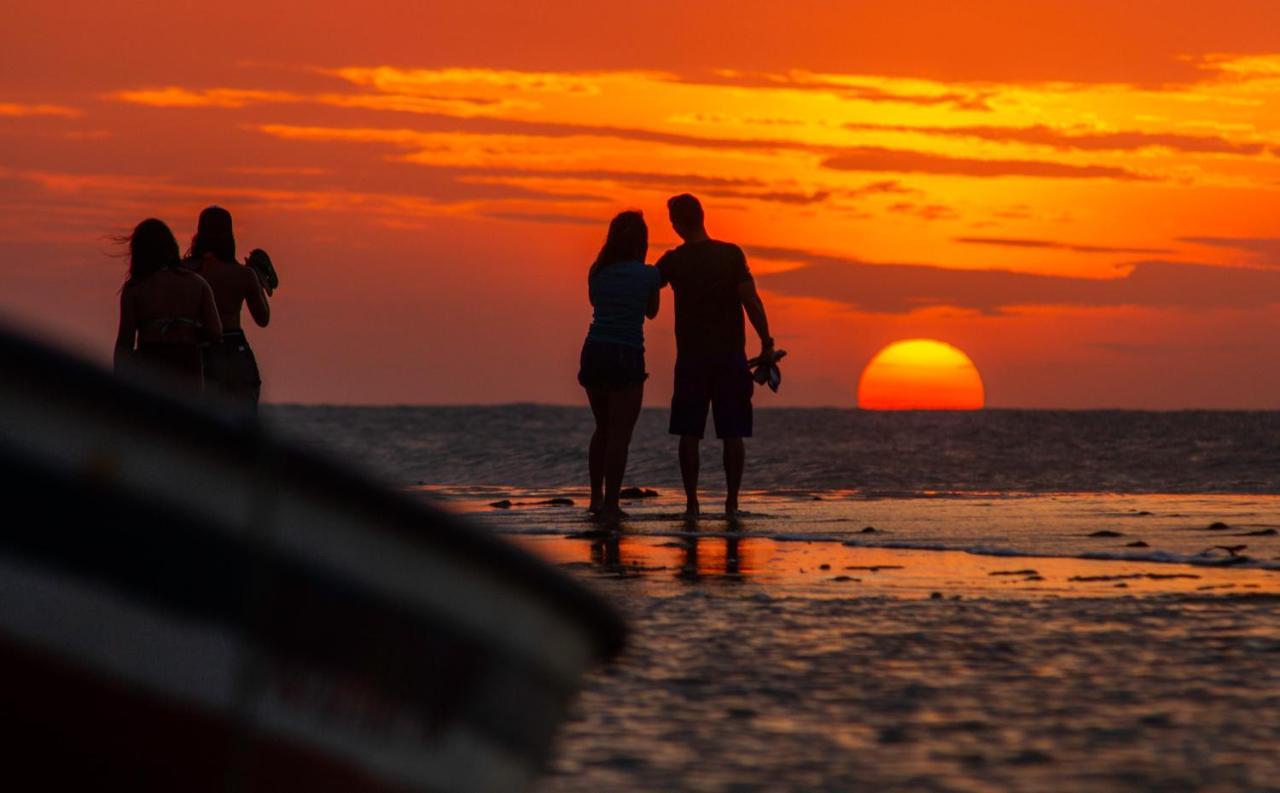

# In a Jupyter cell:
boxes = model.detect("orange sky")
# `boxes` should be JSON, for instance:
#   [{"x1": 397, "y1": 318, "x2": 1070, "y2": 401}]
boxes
[{"x1": 2, "y1": 1, "x2": 1280, "y2": 407}]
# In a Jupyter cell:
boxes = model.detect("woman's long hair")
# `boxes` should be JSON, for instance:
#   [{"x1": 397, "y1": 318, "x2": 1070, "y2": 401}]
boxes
[
  {"x1": 590, "y1": 211, "x2": 647, "y2": 276},
  {"x1": 189, "y1": 205, "x2": 236, "y2": 262},
  {"x1": 126, "y1": 218, "x2": 182, "y2": 284}
]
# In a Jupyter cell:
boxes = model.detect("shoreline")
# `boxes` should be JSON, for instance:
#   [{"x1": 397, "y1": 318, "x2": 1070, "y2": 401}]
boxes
[{"x1": 424, "y1": 486, "x2": 1280, "y2": 580}]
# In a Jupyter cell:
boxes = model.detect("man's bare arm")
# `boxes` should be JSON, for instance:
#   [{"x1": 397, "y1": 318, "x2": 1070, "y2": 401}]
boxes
[{"x1": 738, "y1": 278, "x2": 774, "y2": 354}]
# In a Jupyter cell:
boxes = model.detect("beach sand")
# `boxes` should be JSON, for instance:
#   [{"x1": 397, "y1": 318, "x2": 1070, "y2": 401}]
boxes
[{"x1": 437, "y1": 489, "x2": 1280, "y2": 792}]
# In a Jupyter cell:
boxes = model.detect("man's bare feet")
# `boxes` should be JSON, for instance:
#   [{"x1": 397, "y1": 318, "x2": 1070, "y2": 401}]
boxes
[
  {"x1": 587, "y1": 501, "x2": 603, "y2": 516},
  {"x1": 683, "y1": 499, "x2": 700, "y2": 519},
  {"x1": 597, "y1": 505, "x2": 628, "y2": 524},
  {"x1": 725, "y1": 499, "x2": 739, "y2": 518}
]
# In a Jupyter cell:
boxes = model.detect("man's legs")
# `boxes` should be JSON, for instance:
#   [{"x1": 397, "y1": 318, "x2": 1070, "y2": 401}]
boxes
[
  {"x1": 710, "y1": 352, "x2": 753, "y2": 518},
  {"x1": 723, "y1": 437, "x2": 744, "y2": 516},
  {"x1": 679, "y1": 435, "x2": 701, "y2": 516},
  {"x1": 670, "y1": 356, "x2": 711, "y2": 518}
]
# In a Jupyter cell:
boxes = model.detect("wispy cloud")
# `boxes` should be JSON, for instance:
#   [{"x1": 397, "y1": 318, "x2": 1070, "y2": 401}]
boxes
[
  {"x1": 888, "y1": 202, "x2": 957, "y2": 221},
  {"x1": 703, "y1": 187, "x2": 831, "y2": 205},
  {"x1": 0, "y1": 164, "x2": 607, "y2": 234},
  {"x1": 108, "y1": 84, "x2": 533, "y2": 118},
  {"x1": 329, "y1": 66, "x2": 634, "y2": 95},
  {"x1": 844, "y1": 122, "x2": 1270, "y2": 156},
  {"x1": 754, "y1": 245, "x2": 1280, "y2": 315},
  {"x1": 481, "y1": 210, "x2": 601, "y2": 226},
  {"x1": 823, "y1": 147, "x2": 1146, "y2": 180},
  {"x1": 676, "y1": 69, "x2": 994, "y2": 110},
  {"x1": 108, "y1": 87, "x2": 297, "y2": 108},
  {"x1": 1180, "y1": 236, "x2": 1280, "y2": 264},
  {"x1": 252, "y1": 121, "x2": 817, "y2": 156},
  {"x1": 0, "y1": 102, "x2": 81, "y2": 118},
  {"x1": 451, "y1": 167, "x2": 770, "y2": 190},
  {"x1": 1200, "y1": 54, "x2": 1280, "y2": 80},
  {"x1": 956, "y1": 237, "x2": 1174, "y2": 255}
]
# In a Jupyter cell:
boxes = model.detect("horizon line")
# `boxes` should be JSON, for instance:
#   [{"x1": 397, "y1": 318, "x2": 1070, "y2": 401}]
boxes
[{"x1": 263, "y1": 402, "x2": 1280, "y2": 413}]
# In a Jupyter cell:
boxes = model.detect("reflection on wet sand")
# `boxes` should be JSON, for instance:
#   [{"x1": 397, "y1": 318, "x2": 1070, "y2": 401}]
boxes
[
  {"x1": 579, "y1": 529, "x2": 750, "y2": 581},
  {"x1": 516, "y1": 530, "x2": 1280, "y2": 599},
  {"x1": 677, "y1": 532, "x2": 742, "y2": 582}
]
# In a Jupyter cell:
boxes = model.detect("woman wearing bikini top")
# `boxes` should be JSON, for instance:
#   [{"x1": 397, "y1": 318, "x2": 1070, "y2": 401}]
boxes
[{"x1": 114, "y1": 218, "x2": 221, "y2": 390}]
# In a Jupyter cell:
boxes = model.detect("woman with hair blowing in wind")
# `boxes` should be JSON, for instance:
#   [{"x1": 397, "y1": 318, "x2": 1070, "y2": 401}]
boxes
[{"x1": 114, "y1": 218, "x2": 221, "y2": 389}]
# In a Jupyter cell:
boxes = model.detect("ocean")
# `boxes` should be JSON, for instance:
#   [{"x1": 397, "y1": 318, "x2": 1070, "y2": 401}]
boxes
[
  {"x1": 272, "y1": 405, "x2": 1280, "y2": 495},
  {"x1": 269, "y1": 405, "x2": 1280, "y2": 791}
]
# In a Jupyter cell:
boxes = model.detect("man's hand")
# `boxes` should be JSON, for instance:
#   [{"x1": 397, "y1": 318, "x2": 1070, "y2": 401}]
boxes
[
  {"x1": 747, "y1": 347, "x2": 785, "y2": 368},
  {"x1": 759, "y1": 337, "x2": 778, "y2": 363}
]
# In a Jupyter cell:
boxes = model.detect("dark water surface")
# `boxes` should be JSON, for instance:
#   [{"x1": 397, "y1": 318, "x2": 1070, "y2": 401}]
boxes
[{"x1": 270, "y1": 406, "x2": 1280, "y2": 495}]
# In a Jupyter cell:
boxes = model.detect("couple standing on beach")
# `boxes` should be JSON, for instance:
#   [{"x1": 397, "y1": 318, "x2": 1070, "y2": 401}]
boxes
[{"x1": 579, "y1": 194, "x2": 776, "y2": 521}]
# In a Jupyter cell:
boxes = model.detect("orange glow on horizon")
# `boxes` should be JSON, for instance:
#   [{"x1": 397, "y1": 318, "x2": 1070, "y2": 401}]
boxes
[{"x1": 858, "y1": 339, "x2": 985, "y2": 410}]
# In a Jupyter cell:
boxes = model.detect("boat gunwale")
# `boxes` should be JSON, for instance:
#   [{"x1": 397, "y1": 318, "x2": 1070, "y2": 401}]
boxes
[{"x1": 0, "y1": 322, "x2": 626, "y2": 661}]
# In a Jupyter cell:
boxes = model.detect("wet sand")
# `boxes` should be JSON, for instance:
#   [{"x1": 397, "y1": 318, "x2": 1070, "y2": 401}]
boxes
[
  {"x1": 513, "y1": 533, "x2": 1280, "y2": 599},
  {"x1": 441, "y1": 490, "x2": 1280, "y2": 791},
  {"x1": 541, "y1": 585, "x2": 1280, "y2": 792}
]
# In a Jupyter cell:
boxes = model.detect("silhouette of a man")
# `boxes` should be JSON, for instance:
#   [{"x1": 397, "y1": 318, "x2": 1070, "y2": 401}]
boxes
[{"x1": 657, "y1": 194, "x2": 775, "y2": 517}]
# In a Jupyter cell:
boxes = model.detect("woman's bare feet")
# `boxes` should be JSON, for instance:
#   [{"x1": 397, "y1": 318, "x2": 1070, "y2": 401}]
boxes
[
  {"x1": 597, "y1": 504, "x2": 628, "y2": 524},
  {"x1": 683, "y1": 498, "x2": 700, "y2": 519}
]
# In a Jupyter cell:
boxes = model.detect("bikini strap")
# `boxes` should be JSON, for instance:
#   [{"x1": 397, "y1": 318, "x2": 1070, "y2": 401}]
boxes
[{"x1": 146, "y1": 316, "x2": 203, "y2": 336}]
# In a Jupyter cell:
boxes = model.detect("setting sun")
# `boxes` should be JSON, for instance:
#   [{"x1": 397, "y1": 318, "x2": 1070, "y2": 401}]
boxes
[{"x1": 858, "y1": 339, "x2": 985, "y2": 410}]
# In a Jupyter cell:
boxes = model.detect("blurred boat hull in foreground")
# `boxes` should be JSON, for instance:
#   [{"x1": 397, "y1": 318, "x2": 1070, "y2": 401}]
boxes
[{"x1": 0, "y1": 324, "x2": 624, "y2": 792}]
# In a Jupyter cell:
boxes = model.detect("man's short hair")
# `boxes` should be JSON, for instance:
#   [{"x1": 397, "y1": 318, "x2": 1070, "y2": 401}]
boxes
[{"x1": 667, "y1": 193, "x2": 704, "y2": 227}]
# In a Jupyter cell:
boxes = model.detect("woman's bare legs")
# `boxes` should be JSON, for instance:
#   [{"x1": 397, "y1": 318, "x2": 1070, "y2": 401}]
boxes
[
  {"x1": 586, "y1": 382, "x2": 645, "y2": 521},
  {"x1": 585, "y1": 387, "x2": 609, "y2": 514}
]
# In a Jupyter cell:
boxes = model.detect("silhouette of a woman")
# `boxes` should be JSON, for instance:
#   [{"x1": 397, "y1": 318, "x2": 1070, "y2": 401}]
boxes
[
  {"x1": 578, "y1": 211, "x2": 661, "y2": 520},
  {"x1": 114, "y1": 218, "x2": 221, "y2": 389},
  {"x1": 187, "y1": 206, "x2": 271, "y2": 408}
]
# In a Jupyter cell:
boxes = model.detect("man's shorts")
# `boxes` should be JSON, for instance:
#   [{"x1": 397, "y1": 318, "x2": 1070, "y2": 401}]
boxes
[{"x1": 669, "y1": 352, "x2": 753, "y2": 439}]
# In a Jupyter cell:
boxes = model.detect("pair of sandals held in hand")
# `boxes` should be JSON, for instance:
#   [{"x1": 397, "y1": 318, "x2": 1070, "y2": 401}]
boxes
[{"x1": 748, "y1": 348, "x2": 787, "y2": 392}]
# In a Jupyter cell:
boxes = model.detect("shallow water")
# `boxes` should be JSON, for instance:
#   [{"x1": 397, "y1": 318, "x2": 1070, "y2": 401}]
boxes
[
  {"x1": 512, "y1": 534, "x2": 1280, "y2": 599},
  {"x1": 441, "y1": 488, "x2": 1280, "y2": 572},
  {"x1": 266, "y1": 406, "x2": 1280, "y2": 791},
  {"x1": 543, "y1": 590, "x2": 1280, "y2": 792}
]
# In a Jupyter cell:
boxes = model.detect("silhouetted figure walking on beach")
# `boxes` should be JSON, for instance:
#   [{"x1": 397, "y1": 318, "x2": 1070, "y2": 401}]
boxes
[
  {"x1": 114, "y1": 219, "x2": 221, "y2": 389},
  {"x1": 187, "y1": 206, "x2": 272, "y2": 409},
  {"x1": 578, "y1": 211, "x2": 661, "y2": 521},
  {"x1": 658, "y1": 194, "x2": 775, "y2": 517}
]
